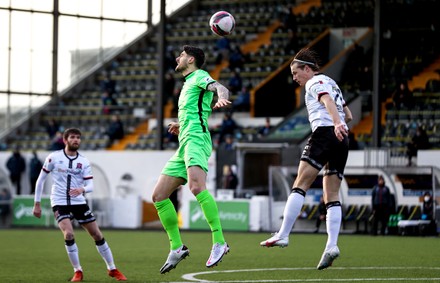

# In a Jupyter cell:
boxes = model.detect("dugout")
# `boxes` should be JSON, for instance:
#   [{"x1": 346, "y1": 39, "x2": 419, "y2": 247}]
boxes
[
  {"x1": 267, "y1": 165, "x2": 440, "y2": 234},
  {"x1": 216, "y1": 143, "x2": 300, "y2": 199}
]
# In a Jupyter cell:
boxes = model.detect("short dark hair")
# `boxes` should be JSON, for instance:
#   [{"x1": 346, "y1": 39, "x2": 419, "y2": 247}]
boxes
[
  {"x1": 63, "y1": 128, "x2": 82, "y2": 140},
  {"x1": 291, "y1": 48, "x2": 320, "y2": 71},
  {"x1": 183, "y1": 45, "x2": 205, "y2": 68}
]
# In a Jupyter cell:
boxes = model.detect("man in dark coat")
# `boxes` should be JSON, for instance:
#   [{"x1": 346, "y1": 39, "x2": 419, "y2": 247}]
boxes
[
  {"x1": 6, "y1": 148, "x2": 26, "y2": 195},
  {"x1": 371, "y1": 175, "x2": 392, "y2": 235}
]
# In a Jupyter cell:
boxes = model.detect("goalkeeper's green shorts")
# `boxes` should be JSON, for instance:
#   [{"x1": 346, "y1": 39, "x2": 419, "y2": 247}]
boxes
[{"x1": 161, "y1": 133, "x2": 212, "y2": 182}]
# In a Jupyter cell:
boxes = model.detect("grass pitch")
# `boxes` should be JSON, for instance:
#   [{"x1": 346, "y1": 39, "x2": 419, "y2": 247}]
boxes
[{"x1": 0, "y1": 228, "x2": 439, "y2": 282}]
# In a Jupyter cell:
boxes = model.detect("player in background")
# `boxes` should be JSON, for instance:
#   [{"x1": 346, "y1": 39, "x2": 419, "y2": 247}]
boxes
[
  {"x1": 260, "y1": 48, "x2": 353, "y2": 270},
  {"x1": 32, "y1": 128, "x2": 127, "y2": 282},
  {"x1": 152, "y1": 45, "x2": 231, "y2": 274}
]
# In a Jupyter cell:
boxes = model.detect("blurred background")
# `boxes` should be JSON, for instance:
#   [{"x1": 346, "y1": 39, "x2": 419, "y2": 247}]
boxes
[{"x1": 0, "y1": 0, "x2": 439, "y2": 237}]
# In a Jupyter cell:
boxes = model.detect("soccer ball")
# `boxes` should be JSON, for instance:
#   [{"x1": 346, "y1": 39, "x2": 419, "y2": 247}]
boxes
[{"x1": 209, "y1": 11, "x2": 235, "y2": 37}]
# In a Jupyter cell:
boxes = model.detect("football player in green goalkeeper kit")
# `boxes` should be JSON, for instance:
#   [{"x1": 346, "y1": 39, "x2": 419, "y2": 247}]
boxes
[{"x1": 152, "y1": 45, "x2": 231, "y2": 274}]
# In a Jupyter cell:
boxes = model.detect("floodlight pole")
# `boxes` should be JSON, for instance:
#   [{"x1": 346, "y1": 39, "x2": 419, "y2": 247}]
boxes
[
  {"x1": 156, "y1": 0, "x2": 166, "y2": 150},
  {"x1": 371, "y1": 0, "x2": 381, "y2": 148},
  {"x1": 52, "y1": 0, "x2": 59, "y2": 101}
]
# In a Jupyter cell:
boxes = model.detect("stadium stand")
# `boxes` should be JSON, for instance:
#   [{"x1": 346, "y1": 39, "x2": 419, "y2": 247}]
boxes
[
  {"x1": 354, "y1": 0, "x2": 440, "y2": 152},
  {"x1": 1, "y1": 0, "x2": 439, "y2": 240},
  {"x1": 3, "y1": 0, "x2": 439, "y2": 160}
]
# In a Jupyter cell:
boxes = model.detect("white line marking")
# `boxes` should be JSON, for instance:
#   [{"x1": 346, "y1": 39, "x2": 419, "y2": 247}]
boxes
[{"x1": 178, "y1": 267, "x2": 440, "y2": 282}]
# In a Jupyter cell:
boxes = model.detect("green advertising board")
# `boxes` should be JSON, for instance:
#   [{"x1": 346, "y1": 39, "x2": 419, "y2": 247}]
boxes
[
  {"x1": 12, "y1": 196, "x2": 55, "y2": 227},
  {"x1": 189, "y1": 200, "x2": 249, "y2": 231}
]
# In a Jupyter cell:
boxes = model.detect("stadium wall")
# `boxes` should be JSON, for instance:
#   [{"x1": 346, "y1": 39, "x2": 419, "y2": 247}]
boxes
[{"x1": 0, "y1": 150, "x2": 438, "y2": 230}]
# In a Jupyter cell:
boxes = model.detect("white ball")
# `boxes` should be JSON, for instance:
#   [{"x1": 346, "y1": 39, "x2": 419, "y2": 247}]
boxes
[{"x1": 209, "y1": 11, "x2": 235, "y2": 37}]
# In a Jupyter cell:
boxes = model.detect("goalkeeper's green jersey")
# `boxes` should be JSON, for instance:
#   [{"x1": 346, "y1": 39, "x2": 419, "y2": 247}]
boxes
[{"x1": 177, "y1": 69, "x2": 216, "y2": 141}]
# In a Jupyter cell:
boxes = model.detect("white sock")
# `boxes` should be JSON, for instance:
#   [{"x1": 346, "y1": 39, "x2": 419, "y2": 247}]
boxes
[
  {"x1": 65, "y1": 243, "x2": 82, "y2": 271},
  {"x1": 96, "y1": 241, "x2": 116, "y2": 270},
  {"x1": 278, "y1": 192, "x2": 305, "y2": 238},
  {"x1": 325, "y1": 205, "x2": 342, "y2": 250}
]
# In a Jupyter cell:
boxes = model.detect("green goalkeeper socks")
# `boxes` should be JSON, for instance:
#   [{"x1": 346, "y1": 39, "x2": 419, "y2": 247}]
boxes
[
  {"x1": 196, "y1": 190, "x2": 225, "y2": 244},
  {"x1": 155, "y1": 198, "x2": 182, "y2": 250}
]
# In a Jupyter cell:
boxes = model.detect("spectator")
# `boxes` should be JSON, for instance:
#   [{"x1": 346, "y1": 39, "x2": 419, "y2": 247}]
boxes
[
  {"x1": 232, "y1": 85, "x2": 251, "y2": 112},
  {"x1": 102, "y1": 90, "x2": 118, "y2": 115},
  {"x1": 222, "y1": 164, "x2": 238, "y2": 190},
  {"x1": 280, "y1": 5, "x2": 298, "y2": 54},
  {"x1": 280, "y1": 4, "x2": 296, "y2": 31},
  {"x1": 216, "y1": 36, "x2": 231, "y2": 63},
  {"x1": 6, "y1": 148, "x2": 26, "y2": 195},
  {"x1": 100, "y1": 71, "x2": 116, "y2": 96},
  {"x1": 314, "y1": 195, "x2": 327, "y2": 233},
  {"x1": 218, "y1": 112, "x2": 239, "y2": 145},
  {"x1": 406, "y1": 126, "x2": 430, "y2": 166},
  {"x1": 371, "y1": 175, "x2": 392, "y2": 236},
  {"x1": 105, "y1": 114, "x2": 125, "y2": 148},
  {"x1": 421, "y1": 191, "x2": 434, "y2": 221},
  {"x1": 0, "y1": 188, "x2": 11, "y2": 226},
  {"x1": 45, "y1": 118, "x2": 60, "y2": 139},
  {"x1": 284, "y1": 28, "x2": 298, "y2": 55},
  {"x1": 222, "y1": 135, "x2": 236, "y2": 151},
  {"x1": 49, "y1": 131, "x2": 65, "y2": 151},
  {"x1": 29, "y1": 151, "x2": 43, "y2": 194},
  {"x1": 392, "y1": 81, "x2": 413, "y2": 110},
  {"x1": 229, "y1": 46, "x2": 245, "y2": 70},
  {"x1": 228, "y1": 70, "x2": 243, "y2": 95},
  {"x1": 258, "y1": 117, "x2": 273, "y2": 138}
]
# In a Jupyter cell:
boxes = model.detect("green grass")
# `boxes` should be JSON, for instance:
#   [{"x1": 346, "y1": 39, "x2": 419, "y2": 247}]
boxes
[{"x1": 0, "y1": 228, "x2": 439, "y2": 282}]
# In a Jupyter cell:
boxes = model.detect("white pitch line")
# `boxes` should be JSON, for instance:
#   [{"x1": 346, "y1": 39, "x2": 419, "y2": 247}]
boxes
[
  {"x1": 173, "y1": 279, "x2": 440, "y2": 283},
  {"x1": 179, "y1": 267, "x2": 440, "y2": 282}
]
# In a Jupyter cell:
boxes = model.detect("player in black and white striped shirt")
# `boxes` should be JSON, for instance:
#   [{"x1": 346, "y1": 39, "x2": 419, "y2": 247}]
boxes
[
  {"x1": 260, "y1": 48, "x2": 353, "y2": 271},
  {"x1": 33, "y1": 128, "x2": 127, "y2": 282}
]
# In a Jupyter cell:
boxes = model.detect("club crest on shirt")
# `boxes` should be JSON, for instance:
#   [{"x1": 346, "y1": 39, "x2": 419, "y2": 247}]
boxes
[{"x1": 76, "y1": 163, "x2": 82, "y2": 169}]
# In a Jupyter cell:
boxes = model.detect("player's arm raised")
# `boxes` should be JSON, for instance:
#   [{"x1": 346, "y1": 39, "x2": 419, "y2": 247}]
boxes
[{"x1": 208, "y1": 82, "x2": 231, "y2": 109}]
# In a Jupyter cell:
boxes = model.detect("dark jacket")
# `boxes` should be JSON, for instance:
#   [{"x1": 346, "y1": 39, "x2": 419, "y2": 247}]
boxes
[
  {"x1": 29, "y1": 156, "x2": 43, "y2": 180},
  {"x1": 371, "y1": 185, "x2": 392, "y2": 208},
  {"x1": 6, "y1": 152, "x2": 26, "y2": 178},
  {"x1": 107, "y1": 120, "x2": 124, "y2": 140}
]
